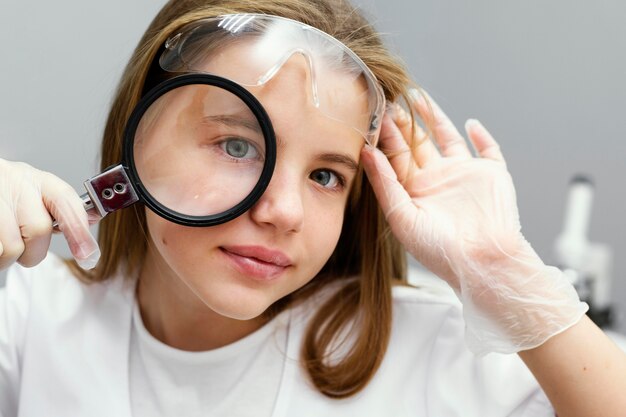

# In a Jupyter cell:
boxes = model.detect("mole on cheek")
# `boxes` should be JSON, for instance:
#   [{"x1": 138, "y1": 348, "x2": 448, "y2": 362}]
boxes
[{"x1": 162, "y1": 237, "x2": 168, "y2": 246}]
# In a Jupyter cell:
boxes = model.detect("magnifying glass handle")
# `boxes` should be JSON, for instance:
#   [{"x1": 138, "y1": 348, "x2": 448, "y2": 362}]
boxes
[{"x1": 52, "y1": 164, "x2": 139, "y2": 231}]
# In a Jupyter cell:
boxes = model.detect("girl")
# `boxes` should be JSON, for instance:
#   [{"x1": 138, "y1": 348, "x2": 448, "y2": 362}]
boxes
[{"x1": 1, "y1": 0, "x2": 625, "y2": 416}]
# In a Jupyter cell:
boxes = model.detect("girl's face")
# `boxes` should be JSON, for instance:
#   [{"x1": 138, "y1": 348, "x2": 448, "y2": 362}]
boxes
[{"x1": 142, "y1": 44, "x2": 368, "y2": 320}]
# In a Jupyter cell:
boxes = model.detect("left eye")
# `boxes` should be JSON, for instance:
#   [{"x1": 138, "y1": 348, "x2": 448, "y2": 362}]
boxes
[
  {"x1": 310, "y1": 169, "x2": 340, "y2": 188},
  {"x1": 220, "y1": 138, "x2": 259, "y2": 159}
]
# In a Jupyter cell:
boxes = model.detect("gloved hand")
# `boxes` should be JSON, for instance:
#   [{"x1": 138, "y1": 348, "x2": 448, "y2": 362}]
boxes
[
  {"x1": 0, "y1": 158, "x2": 100, "y2": 271},
  {"x1": 361, "y1": 91, "x2": 588, "y2": 356}
]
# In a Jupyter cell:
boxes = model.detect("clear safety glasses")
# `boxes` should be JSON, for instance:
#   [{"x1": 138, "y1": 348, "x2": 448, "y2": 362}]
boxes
[
  {"x1": 159, "y1": 13, "x2": 386, "y2": 145},
  {"x1": 61, "y1": 14, "x2": 385, "y2": 228}
]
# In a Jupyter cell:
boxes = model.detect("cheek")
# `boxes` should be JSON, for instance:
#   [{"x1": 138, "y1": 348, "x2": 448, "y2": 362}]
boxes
[
  {"x1": 144, "y1": 210, "x2": 208, "y2": 273},
  {"x1": 300, "y1": 199, "x2": 346, "y2": 274}
]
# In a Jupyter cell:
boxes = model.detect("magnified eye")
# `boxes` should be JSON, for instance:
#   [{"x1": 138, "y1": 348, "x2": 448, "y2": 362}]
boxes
[
  {"x1": 310, "y1": 169, "x2": 341, "y2": 189},
  {"x1": 220, "y1": 138, "x2": 260, "y2": 160}
]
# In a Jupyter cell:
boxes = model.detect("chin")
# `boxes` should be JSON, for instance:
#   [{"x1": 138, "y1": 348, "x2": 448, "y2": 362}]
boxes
[
  {"x1": 210, "y1": 303, "x2": 271, "y2": 321},
  {"x1": 193, "y1": 285, "x2": 278, "y2": 321}
]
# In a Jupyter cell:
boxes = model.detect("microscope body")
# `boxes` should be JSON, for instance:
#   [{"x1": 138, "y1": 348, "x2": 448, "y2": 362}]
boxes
[{"x1": 553, "y1": 175, "x2": 616, "y2": 329}]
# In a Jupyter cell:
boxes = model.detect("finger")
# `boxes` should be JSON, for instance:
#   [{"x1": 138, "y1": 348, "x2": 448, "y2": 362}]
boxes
[
  {"x1": 15, "y1": 187, "x2": 53, "y2": 267},
  {"x1": 361, "y1": 144, "x2": 415, "y2": 222},
  {"x1": 39, "y1": 173, "x2": 100, "y2": 269},
  {"x1": 464, "y1": 119, "x2": 506, "y2": 163},
  {"x1": 378, "y1": 113, "x2": 418, "y2": 183},
  {"x1": 0, "y1": 200, "x2": 25, "y2": 270},
  {"x1": 390, "y1": 102, "x2": 441, "y2": 167},
  {"x1": 410, "y1": 89, "x2": 472, "y2": 158}
]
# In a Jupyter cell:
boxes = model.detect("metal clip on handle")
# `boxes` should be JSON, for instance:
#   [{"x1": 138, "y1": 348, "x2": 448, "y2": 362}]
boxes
[{"x1": 52, "y1": 165, "x2": 139, "y2": 231}]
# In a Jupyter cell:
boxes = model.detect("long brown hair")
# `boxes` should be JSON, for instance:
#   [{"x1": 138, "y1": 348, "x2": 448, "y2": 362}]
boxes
[{"x1": 71, "y1": 0, "x2": 422, "y2": 398}]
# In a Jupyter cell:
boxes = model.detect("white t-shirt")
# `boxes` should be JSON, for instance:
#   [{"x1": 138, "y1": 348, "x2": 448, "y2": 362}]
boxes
[
  {"x1": 0, "y1": 254, "x2": 554, "y2": 416},
  {"x1": 130, "y1": 299, "x2": 287, "y2": 417}
]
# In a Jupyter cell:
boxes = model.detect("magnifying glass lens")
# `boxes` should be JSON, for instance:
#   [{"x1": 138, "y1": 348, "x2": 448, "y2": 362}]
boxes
[{"x1": 133, "y1": 84, "x2": 266, "y2": 217}]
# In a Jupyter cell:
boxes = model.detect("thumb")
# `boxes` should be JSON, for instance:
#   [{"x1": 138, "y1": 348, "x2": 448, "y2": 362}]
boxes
[{"x1": 40, "y1": 174, "x2": 100, "y2": 270}]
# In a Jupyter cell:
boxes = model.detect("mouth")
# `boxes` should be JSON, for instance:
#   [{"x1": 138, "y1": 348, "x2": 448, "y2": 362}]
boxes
[{"x1": 220, "y1": 245, "x2": 292, "y2": 281}]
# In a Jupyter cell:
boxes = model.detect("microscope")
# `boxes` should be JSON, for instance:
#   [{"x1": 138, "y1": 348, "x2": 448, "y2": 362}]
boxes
[{"x1": 553, "y1": 175, "x2": 615, "y2": 328}]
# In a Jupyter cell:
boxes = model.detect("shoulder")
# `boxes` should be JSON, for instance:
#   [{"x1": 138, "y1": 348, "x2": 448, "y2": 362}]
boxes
[
  {"x1": 4, "y1": 253, "x2": 135, "y2": 325},
  {"x1": 387, "y1": 276, "x2": 464, "y2": 370},
  {"x1": 284, "y1": 271, "x2": 552, "y2": 415},
  {"x1": 388, "y1": 271, "x2": 528, "y2": 379},
  {"x1": 381, "y1": 272, "x2": 552, "y2": 416},
  {"x1": 3, "y1": 253, "x2": 74, "y2": 326},
  {"x1": 390, "y1": 268, "x2": 462, "y2": 338},
  {"x1": 7, "y1": 252, "x2": 99, "y2": 292},
  {"x1": 3, "y1": 254, "x2": 136, "y2": 413}
]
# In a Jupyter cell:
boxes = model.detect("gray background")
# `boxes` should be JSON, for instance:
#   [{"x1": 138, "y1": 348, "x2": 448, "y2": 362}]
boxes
[{"x1": 1, "y1": 1, "x2": 625, "y2": 334}]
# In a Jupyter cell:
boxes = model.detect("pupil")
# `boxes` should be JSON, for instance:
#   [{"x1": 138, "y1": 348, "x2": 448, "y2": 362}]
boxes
[
  {"x1": 314, "y1": 171, "x2": 331, "y2": 185},
  {"x1": 226, "y1": 140, "x2": 248, "y2": 158}
]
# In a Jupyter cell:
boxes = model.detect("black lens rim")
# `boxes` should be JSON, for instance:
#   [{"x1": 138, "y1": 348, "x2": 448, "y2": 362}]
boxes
[{"x1": 122, "y1": 73, "x2": 276, "y2": 226}]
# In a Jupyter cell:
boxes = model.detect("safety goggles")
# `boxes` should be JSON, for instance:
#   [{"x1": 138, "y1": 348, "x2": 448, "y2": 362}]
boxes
[{"x1": 159, "y1": 13, "x2": 386, "y2": 145}]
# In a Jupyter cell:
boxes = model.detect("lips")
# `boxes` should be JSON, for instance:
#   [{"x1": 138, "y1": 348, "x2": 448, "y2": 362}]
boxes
[{"x1": 220, "y1": 245, "x2": 292, "y2": 280}]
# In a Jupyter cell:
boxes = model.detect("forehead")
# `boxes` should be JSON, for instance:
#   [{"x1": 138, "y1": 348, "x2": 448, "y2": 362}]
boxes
[{"x1": 187, "y1": 39, "x2": 371, "y2": 145}]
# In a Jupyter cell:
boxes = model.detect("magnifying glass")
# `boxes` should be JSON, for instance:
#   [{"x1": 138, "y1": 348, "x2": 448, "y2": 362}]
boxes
[{"x1": 63, "y1": 74, "x2": 276, "y2": 227}]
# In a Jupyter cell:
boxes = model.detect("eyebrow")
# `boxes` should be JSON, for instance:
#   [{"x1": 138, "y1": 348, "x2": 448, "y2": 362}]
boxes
[
  {"x1": 203, "y1": 114, "x2": 262, "y2": 133},
  {"x1": 273, "y1": 135, "x2": 359, "y2": 172},
  {"x1": 315, "y1": 152, "x2": 359, "y2": 172}
]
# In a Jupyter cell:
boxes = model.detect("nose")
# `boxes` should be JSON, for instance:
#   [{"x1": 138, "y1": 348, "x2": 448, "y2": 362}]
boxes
[{"x1": 248, "y1": 164, "x2": 304, "y2": 233}]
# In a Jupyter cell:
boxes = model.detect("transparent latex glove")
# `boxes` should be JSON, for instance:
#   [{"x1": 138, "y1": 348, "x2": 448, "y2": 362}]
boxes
[
  {"x1": 361, "y1": 92, "x2": 588, "y2": 356},
  {"x1": 0, "y1": 158, "x2": 100, "y2": 271}
]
